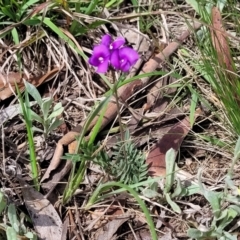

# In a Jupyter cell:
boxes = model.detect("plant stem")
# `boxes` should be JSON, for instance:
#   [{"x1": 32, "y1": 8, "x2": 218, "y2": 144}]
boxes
[{"x1": 111, "y1": 71, "x2": 127, "y2": 158}]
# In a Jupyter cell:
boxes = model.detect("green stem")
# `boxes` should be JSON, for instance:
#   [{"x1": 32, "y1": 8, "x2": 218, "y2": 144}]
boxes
[
  {"x1": 15, "y1": 83, "x2": 39, "y2": 190},
  {"x1": 111, "y1": 72, "x2": 127, "y2": 158},
  {"x1": 86, "y1": 181, "x2": 158, "y2": 240},
  {"x1": 62, "y1": 159, "x2": 86, "y2": 204}
]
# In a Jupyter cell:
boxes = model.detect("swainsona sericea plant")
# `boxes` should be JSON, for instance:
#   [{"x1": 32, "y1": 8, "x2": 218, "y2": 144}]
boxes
[{"x1": 89, "y1": 34, "x2": 139, "y2": 73}]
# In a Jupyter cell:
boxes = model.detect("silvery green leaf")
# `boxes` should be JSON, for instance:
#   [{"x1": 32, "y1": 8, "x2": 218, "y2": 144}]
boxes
[
  {"x1": 164, "y1": 148, "x2": 176, "y2": 193},
  {"x1": 229, "y1": 205, "x2": 240, "y2": 214},
  {"x1": 8, "y1": 204, "x2": 19, "y2": 233},
  {"x1": 142, "y1": 189, "x2": 159, "y2": 198},
  {"x1": 47, "y1": 102, "x2": 64, "y2": 120},
  {"x1": 6, "y1": 226, "x2": 18, "y2": 240},
  {"x1": 32, "y1": 126, "x2": 43, "y2": 133},
  {"x1": 25, "y1": 231, "x2": 37, "y2": 239},
  {"x1": 47, "y1": 118, "x2": 63, "y2": 134},
  {"x1": 171, "y1": 178, "x2": 183, "y2": 198},
  {"x1": 221, "y1": 231, "x2": 237, "y2": 240},
  {"x1": 41, "y1": 97, "x2": 53, "y2": 119},
  {"x1": 217, "y1": 208, "x2": 238, "y2": 230},
  {"x1": 0, "y1": 190, "x2": 7, "y2": 214},
  {"x1": 204, "y1": 190, "x2": 222, "y2": 218},
  {"x1": 185, "y1": 0, "x2": 200, "y2": 14},
  {"x1": 30, "y1": 110, "x2": 43, "y2": 124},
  {"x1": 187, "y1": 228, "x2": 204, "y2": 238},
  {"x1": 24, "y1": 80, "x2": 42, "y2": 106},
  {"x1": 217, "y1": 0, "x2": 227, "y2": 12},
  {"x1": 165, "y1": 193, "x2": 181, "y2": 213},
  {"x1": 184, "y1": 184, "x2": 201, "y2": 196}
]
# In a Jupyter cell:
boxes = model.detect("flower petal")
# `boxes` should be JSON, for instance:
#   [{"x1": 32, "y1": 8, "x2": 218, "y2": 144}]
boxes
[
  {"x1": 111, "y1": 37, "x2": 125, "y2": 49},
  {"x1": 120, "y1": 61, "x2": 131, "y2": 72},
  {"x1": 97, "y1": 59, "x2": 109, "y2": 73},
  {"x1": 119, "y1": 47, "x2": 139, "y2": 65},
  {"x1": 110, "y1": 49, "x2": 120, "y2": 70},
  {"x1": 101, "y1": 35, "x2": 111, "y2": 46},
  {"x1": 88, "y1": 44, "x2": 110, "y2": 67}
]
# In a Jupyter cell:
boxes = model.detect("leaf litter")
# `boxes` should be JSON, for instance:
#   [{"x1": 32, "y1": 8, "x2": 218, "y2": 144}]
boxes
[{"x1": 0, "y1": 1, "x2": 239, "y2": 239}]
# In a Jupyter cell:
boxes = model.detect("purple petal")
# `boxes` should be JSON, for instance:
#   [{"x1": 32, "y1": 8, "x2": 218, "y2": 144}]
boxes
[
  {"x1": 111, "y1": 37, "x2": 125, "y2": 49},
  {"x1": 119, "y1": 47, "x2": 139, "y2": 65},
  {"x1": 88, "y1": 44, "x2": 110, "y2": 67},
  {"x1": 120, "y1": 61, "x2": 131, "y2": 72},
  {"x1": 101, "y1": 35, "x2": 111, "y2": 46},
  {"x1": 110, "y1": 49, "x2": 120, "y2": 70},
  {"x1": 96, "y1": 59, "x2": 109, "y2": 73}
]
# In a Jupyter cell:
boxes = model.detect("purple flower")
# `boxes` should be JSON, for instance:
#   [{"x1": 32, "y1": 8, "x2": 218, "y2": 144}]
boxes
[
  {"x1": 88, "y1": 34, "x2": 139, "y2": 73},
  {"x1": 88, "y1": 44, "x2": 111, "y2": 73},
  {"x1": 111, "y1": 47, "x2": 139, "y2": 72}
]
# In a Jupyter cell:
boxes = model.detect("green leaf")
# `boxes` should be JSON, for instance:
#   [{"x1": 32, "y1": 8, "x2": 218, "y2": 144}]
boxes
[
  {"x1": 47, "y1": 102, "x2": 64, "y2": 120},
  {"x1": 171, "y1": 178, "x2": 183, "y2": 198},
  {"x1": 0, "y1": 190, "x2": 7, "y2": 214},
  {"x1": 185, "y1": 0, "x2": 201, "y2": 15},
  {"x1": 30, "y1": 110, "x2": 43, "y2": 124},
  {"x1": 165, "y1": 193, "x2": 181, "y2": 213},
  {"x1": 24, "y1": 81, "x2": 42, "y2": 106},
  {"x1": 164, "y1": 148, "x2": 176, "y2": 193},
  {"x1": 41, "y1": 97, "x2": 53, "y2": 119},
  {"x1": 6, "y1": 226, "x2": 18, "y2": 240},
  {"x1": 204, "y1": 190, "x2": 222, "y2": 218},
  {"x1": 187, "y1": 228, "x2": 204, "y2": 238},
  {"x1": 42, "y1": 18, "x2": 87, "y2": 60},
  {"x1": 47, "y1": 118, "x2": 63, "y2": 134},
  {"x1": 217, "y1": 207, "x2": 238, "y2": 230},
  {"x1": 142, "y1": 189, "x2": 159, "y2": 198},
  {"x1": 8, "y1": 204, "x2": 19, "y2": 234},
  {"x1": 19, "y1": 0, "x2": 40, "y2": 18}
]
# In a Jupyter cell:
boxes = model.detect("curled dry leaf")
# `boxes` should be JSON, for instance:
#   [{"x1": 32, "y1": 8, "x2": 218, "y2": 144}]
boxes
[
  {"x1": 146, "y1": 109, "x2": 202, "y2": 177},
  {"x1": 17, "y1": 178, "x2": 62, "y2": 240},
  {"x1": 0, "y1": 67, "x2": 60, "y2": 100}
]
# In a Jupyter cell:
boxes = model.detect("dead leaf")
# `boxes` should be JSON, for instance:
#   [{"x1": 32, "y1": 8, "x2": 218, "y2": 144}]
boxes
[
  {"x1": 146, "y1": 109, "x2": 201, "y2": 176},
  {"x1": 0, "y1": 67, "x2": 60, "y2": 100},
  {"x1": 17, "y1": 178, "x2": 62, "y2": 240},
  {"x1": 0, "y1": 102, "x2": 36, "y2": 124},
  {"x1": 211, "y1": 6, "x2": 234, "y2": 76},
  {"x1": 95, "y1": 215, "x2": 129, "y2": 240}
]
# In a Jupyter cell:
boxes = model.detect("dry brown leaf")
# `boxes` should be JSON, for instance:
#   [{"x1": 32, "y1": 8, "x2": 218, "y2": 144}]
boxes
[
  {"x1": 95, "y1": 215, "x2": 129, "y2": 240},
  {"x1": 17, "y1": 178, "x2": 62, "y2": 240},
  {"x1": 146, "y1": 109, "x2": 201, "y2": 177},
  {"x1": 211, "y1": 6, "x2": 235, "y2": 78},
  {"x1": 0, "y1": 67, "x2": 60, "y2": 100}
]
